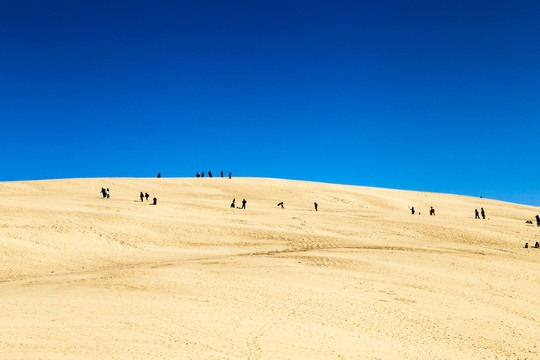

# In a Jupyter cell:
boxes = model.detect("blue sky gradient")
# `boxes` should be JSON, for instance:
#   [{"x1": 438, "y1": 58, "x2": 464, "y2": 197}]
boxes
[{"x1": 1, "y1": 1, "x2": 539, "y2": 205}]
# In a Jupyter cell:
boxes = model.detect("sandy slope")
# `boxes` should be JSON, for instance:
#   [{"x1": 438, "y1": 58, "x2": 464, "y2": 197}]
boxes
[{"x1": 0, "y1": 177, "x2": 538, "y2": 359}]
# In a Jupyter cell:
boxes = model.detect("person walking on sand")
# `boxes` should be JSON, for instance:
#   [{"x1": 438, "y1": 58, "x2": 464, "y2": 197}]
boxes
[
  {"x1": 140, "y1": 192, "x2": 144, "y2": 202},
  {"x1": 242, "y1": 199, "x2": 246, "y2": 209},
  {"x1": 430, "y1": 207, "x2": 435, "y2": 216},
  {"x1": 145, "y1": 193, "x2": 149, "y2": 201},
  {"x1": 106, "y1": 188, "x2": 110, "y2": 198},
  {"x1": 231, "y1": 198, "x2": 236, "y2": 208},
  {"x1": 277, "y1": 202, "x2": 284, "y2": 209},
  {"x1": 209, "y1": 171, "x2": 213, "y2": 177},
  {"x1": 536, "y1": 214, "x2": 540, "y2": 227},
  {"x1": 221, "y1": 171, "x2": 224, "y2": 177},
  {"x1": 475, "y1": 209, "x2": 480, "y2": 219},
  {"x1": 314, "y1": 202, "x2": 318, "y2": 211},
  {"x1": 410, "y1": 207, "x2": 415, "y2": 215},
  {"x1": 229, "y1": 172, "x2": 232, "y2": 179},
  {"x1": 481, "y1": 208, "x2": 486, "y2": 219},
  {"x1": 101, "y1": 188, "x2": 106, "y2": 198},
  {"x1": 202, "y1": 172, "x2": 205, "y2": 177}
]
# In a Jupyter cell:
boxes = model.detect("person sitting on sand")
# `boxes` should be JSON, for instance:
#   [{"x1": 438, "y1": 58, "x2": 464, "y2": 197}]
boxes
[
  {"x1": 277, "y1": 202, "x2": 284, "y2": 209},
  {"x1": 526, "y1": 220, "x2": 533, "y2": 224},
  {"x1": 525, "y1": 242, "x2": 529, "y2": 248},
  {"x1": 140, "y1": 192, "x2": 144, "y2": 202},
  {"x1": 152, "y1": 197, "x2": 157, "y2": 205},
  {"x1": 430, "y1": 207, "x2": 435, "y2": 216},
  {"x1": 231, "y1": 198, "x2": 236, "y2": 208},
  {"x1": 535, "y1": 242, "x2": 540, "y2": 248},
  {"x1": 196, "y1": 172, "x2": 200, "y2": 177}
]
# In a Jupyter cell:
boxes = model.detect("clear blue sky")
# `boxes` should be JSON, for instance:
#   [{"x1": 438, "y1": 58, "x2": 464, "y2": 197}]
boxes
[{"x1": 1, "y1": 0, "x2": 539, "y2": 205}]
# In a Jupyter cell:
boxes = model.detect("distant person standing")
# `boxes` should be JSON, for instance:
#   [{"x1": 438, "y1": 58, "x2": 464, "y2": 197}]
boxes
[
  {"x1": 430, "y1": 207, "x2": 435, "y2": 216},
  {"x1": 106, "y1": 188, "x2": 110, "y2": 198},
  {"x1": 140, "y1": 192, "x2": 144, "y2": 202},
  {"x1": 314, "y1": 202, "x2": 318, "y2": 211},
  {"x1": 145, "y1": 193, "x2": 149, "y2": 201},
  {"x1": 231, "y1": 198, "x2": 236, "y2": 208},
  {"x1": 152, "y1": 197, "x2": 157, "y2": 205},
  {"x1": 536, "y1": 214, "x2": 540, "y2": 227},
  {"x1": 475, "y1": 209, "x2": 480, "y2": 219},
  {"x1": 209, "y1": 171, "x2": 213, "y2": 177},
  {"x1": 410, "y1": 207, "x2": 415, "y2": 215},
  {"x1": 229, "y1": 172, "x2": 232, "y2": 179},
  {"x1": 202, "y1": 172, "x2": 205, "y2": 177},
  {"x1": 221, "y1": 171, "x2": 224, "y2": 177},
  {"x1": 481, "y1": 208, "x2": 486, "y2": 219},
  {"x1": 157, "y1": 173, "x2": 161, "y2": 178},
  {"x1": 242, "y1": 199, "x2": 246, "y2": 209},
  {"x1": 101, "y1": 188, "x2": 106, "y2": 198}
]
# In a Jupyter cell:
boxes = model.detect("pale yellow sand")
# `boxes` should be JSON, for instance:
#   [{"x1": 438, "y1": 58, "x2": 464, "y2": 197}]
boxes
[{"x1": 0, "y1": 177, "x2": 538, "y2": 359}]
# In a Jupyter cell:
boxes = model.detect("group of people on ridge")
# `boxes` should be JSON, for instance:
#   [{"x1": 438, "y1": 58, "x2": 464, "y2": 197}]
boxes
[{"x1": 197, "y1": 171, "x2": 232, "y2": 179}]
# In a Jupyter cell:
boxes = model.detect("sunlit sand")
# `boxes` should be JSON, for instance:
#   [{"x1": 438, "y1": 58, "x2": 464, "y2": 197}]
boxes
[{"x1": 0, "y1": 178, "x2": 538, "y2": 359}]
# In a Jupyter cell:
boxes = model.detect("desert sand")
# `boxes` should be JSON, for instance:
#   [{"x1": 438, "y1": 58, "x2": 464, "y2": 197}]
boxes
[{"x1": 0, "y1": 177, "x2": 538, "y2": 359}]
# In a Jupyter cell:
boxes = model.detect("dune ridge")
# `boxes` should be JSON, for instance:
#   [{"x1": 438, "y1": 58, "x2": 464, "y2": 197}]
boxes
[{"x1": 0, "y1": 177, "x2": 538, "y2": 359}]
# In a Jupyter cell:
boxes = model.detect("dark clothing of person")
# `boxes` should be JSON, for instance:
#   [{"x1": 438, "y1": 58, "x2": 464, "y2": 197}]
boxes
[
  {"x1": 101, "y1": 188, "x2": 106, "y2": 198},
  {"x1": 277, "y1": 202, "x2": 284, "y2": 209},
  {"x1": 411, "y1": 207, "x2": 415, "y2": 215},
  {"x1": 481, "y1": 208, "x2": 485, "y2": 219},
  {"x1": 430, "y1": 207, "x2": 435, "y2": 216},
  {"x1": 536, "y1": 215, "x2": 540, "y2": 227},
  {"x1": 229, "y1": 172, "x2": 232, "y2": 179},
  {"x1": 145, "y1": 193, "x2": 149, "y2": 201},
  {"x1": 535, "y1": 242, "x2": 540, "y2": 248},
  {"x1": 140, "y1": 192, "x2": 144, "y2": 202},
  {"x1": 153, "y1": 198, "x2": 157, "y2": 205},
  {"x1": 525, "y1": 242, "x2": 528, "y2": 248},
  {"x1": 231, "y1": 199, "x2": 236, "y2": 208},
  {"x1": 242, "y1": 199, "x2": 246, "y2": 209},
  {"x1": 157, "y1": 173, "x2": 161, "y2": 178},
  {"x1": 208, "y1": 171, "x2": 212, "y2": 177},
  {"x1": 475, "y1": 209, "x2": 480, "y2": 219},
  {"x1": 106, "y1": 188, "x2": 110, "y2": 198},
  {"x1": 221, "y1": 171, "x2": 224, "y2": 177},
  {"x1": 314, "y1": 202, "x2": 318, "y2": 211},
  {"x1": 196, "y1": 173, "x2": 200, "y2": 177},
  {"x1": 202, "y1": 172, "x2": 204, "y2": 177}
]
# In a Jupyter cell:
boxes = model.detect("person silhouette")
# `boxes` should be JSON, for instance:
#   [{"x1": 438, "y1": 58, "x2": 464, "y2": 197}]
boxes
[
  {"x1": 410, "y1": 207, "x2": 415, "y2": 215},
  {"x1": 157, "y1": 173, "x2": 161, "y2": 178},
  {"x1": 475, "y1": 209, "x2": 480, "y2": 219},
  {"x1": 536, "y1": 215, "x2": 540, "y2": 227},
  {"x1": 314, "y1": 202, "x2": 318, "y2": 211},
  {"x1": 221, "y1": 171, "x2": 224, "y2": 177},
  {"x1": 145, "y1": 193, "x2": 149, "y2": 201},
  {"x1": 152, "y1": 197, "x2": 157, "y2": 205},
  {"x1": 140, "y1": 192, "x2": 144, "y2": 202},
  {"x1": 481, "y1": 208, "x2": 486, "y2": 219},
  {"x1": 229, "y1": 172, "x2": 232, "y2": 179},
  {"x1": 242, "y1": 199, "x2": 246, "y2": 209}
]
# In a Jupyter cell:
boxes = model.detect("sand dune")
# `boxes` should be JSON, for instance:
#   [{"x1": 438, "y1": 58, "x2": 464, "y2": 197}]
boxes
[{"x1": 0, "y1": 177, "x2": 538, "y2": 359}]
